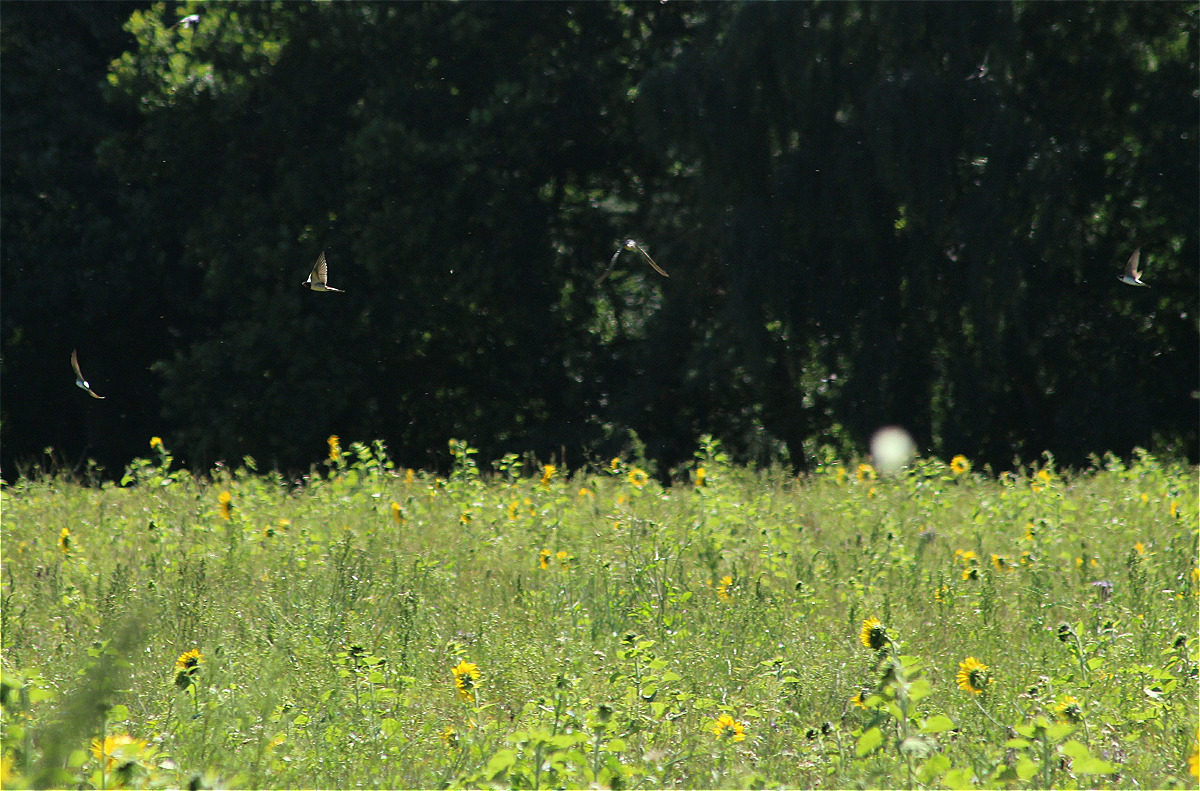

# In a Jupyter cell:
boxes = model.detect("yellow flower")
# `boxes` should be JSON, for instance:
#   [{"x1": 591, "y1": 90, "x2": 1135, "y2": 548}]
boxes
[
  {"x1": 991, "y1": 554, "x2": 1014, "y2": 573},
  {"x1": 440, "y1": 726, "x2": 459, "y2": 749},
  {"x1": 834, "y1": 465, "x2": 847, "y2": 485},
  {"x1": 175, "y1": 649, "x2": 203, "y2": 673},
  {"x1": 627, "y1": 468, "x2": 648, "y2": 488},
  {"x1": 610, "y1": 457, "x2": 621, "y2": 471},
  {"x1": 950, "y1": 455, "x2": 970, "y2": 475},
  {"x1": 327, "y1": 434, "x2": 341, "y2": 463},
  {"x1": 58, "y1": 527, "x2": 71, "y2": 554},
  {"x1": 856, "y1": 463, "x2": 876, "y2": 482},
  {"x1": 91, "y1": 733, "x2": 148, "y2": 770},
  {"x1": 540, "y1": 464, "x2": 556, "y2": 486},
  {"x1": 404, "y1": 468, "x2": 415, "y2": 484},
  {"x1": 508, "y1": 500, "x2": 521, "y2": 520},
  {"x1": 962, "y1": 567, "x2": 979, "y2": 581},
  {"x1": 712, "y1": 713, "x2": 746, "y2": 742},
  {"x1": 452, "y1": 660, "x2": 480, "y2": 703},
  {"x1": 1188, "y1": 727, "x2": 1198, "y2": 778},
  {"x1": 1170, "y1": 500, "x2": 1180, "y2": 519},
  {"x1": 174, "y1": 649, "x2": 203, "y2": 690},
  {"x1": 538, "y1": 549, "x2": 551, "y2": 570},
  {"x1": 956, "y1": 657, "x2": 990, "y2": 694},
  {"x1": 695, "y1": 467, "x2": 707, "y2": 487},
  {"x1": 218, "y1": 490, "x2": 232, "y2": 521},
  {"x1": 1054, "y1": 694, "x2": 1082, "y2": 723},
  {"x1": 850, "y1": 691, "x2": 866, "y2": 709},
  {"x1": 860, "y1": 617, "x2": 887, "y2": 651},
  {"x1": 716, "y1": 575, "x2": 733, "y2": 601},
  {"x1": 1023, "y1": 522, "x2": 1036, "y2": 542},
  {"x1": 934, "y1": 584, "x2": 949, "y2": 603},
  {"x1": 954, "y1": 549, "x2": 978, "y2": 564},
  {"x1": 1134, "y1": 541, "x2": 1146, "y2": 555},
  {"x1": 1037, "y1": 469, "x2": 1052, "y2": 482},
  {"x1": 149, "y1": 436, "x2": 164, "y2": 452},
  {"x1": 391, "y1": 502, "x2": 403, "y2": 524},
  {"x1": 577, "y1": 486, "x2": 592, "y2": 498}
]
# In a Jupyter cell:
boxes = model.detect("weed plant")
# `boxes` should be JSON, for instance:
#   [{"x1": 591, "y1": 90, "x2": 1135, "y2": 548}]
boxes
[{"x1": 1, "y1": 437, "x2": 1197, "y2": 788}]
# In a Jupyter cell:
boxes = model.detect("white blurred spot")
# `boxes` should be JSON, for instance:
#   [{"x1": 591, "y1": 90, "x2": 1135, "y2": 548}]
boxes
[{"x1": 870, "y1": 426, "x2": 916, "y2": 474}]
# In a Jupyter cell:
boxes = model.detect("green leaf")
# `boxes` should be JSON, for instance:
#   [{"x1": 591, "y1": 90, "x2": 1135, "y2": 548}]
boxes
[
  {"x1": 942, "y1": 767, "x2": 976, "y2": 788},
  {"x1": 919, "y1": 714, "x2": 954, "y2": 734},
  {"x1": 916, "y1": 752, "x2": 951, "y2": 784},
  {"x1": 1016, "y1": 755, "x2": 1040, "y2": 780},
  {"x1": 108, "y1": 704, "x2": 130, "y2": 722},
  {"x1": 855, "y1": 726, "x2": 883, "y2": 757}
]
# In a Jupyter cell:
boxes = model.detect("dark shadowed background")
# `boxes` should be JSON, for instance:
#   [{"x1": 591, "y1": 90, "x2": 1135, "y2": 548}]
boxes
[{"x1": 2, "y1": 1, "x2": 1196, "y2": 478}]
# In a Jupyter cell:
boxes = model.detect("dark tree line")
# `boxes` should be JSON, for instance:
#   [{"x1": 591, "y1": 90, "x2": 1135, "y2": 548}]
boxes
[{"x1": 2, "y1": 1, "x2": 1196, "y2": 478}]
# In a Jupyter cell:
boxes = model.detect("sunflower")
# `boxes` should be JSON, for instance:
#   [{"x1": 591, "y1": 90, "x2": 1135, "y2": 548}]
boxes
[
  {"x1": 540, "y1": 464, "x2": 556, "y2": 487},
  {"x1": 91, "y1": 733, "x2": 148, "y2": 770},
  {"x1": 716, "y1": 575, "x2": 733, "y2": 601},
  {"x1": 695, "y1": 467, "x2": 707, "y2": 487},
  {"x1": 217, "y1": 490, "x2": 232, "y2": 521},
  {"x1": 174, "y1": 649, "x2": 203, "y2": 690},
  {"x1": 58, "y1": 527, "x2": 71, "y2": 554},
  {"x1": 627, "y1": 468, "x2": 648, "y2": 488},
  {"x1": 712, "y1": 714, "x2": 746, "y2": 742},
  {"x1": 856, "y1": 463, "x2": 876, "y2": 482},
  {"x1": 327, "y1": 434, "x2": 341, "y2": 463},
  {"x1": 956, "y1": 657, "x2": 990, "y2": 694},
  {"x1": 1054, "y1": 694, "x2": 1082, "y2": 724},
  {"x1": 950, "y1": 455, "x2": 970, "y2": 475},
  {"x1": 452, "y1": 660, "x2": 480, "y2": 703},
  {"x1": 860, "y1": 617, "x2": 887, "y2": 651},
  {"x1": 149, "y1": 436, "x2": 164, "y2": 452},
  {"x1": 391, "y1": 501, "x2": 403, "y2": 524},
  {"x1": 538, "y1": 549, "x2": 552, "y2": 570}
]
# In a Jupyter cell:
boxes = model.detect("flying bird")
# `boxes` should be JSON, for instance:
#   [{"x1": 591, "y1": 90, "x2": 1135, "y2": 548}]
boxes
[
  {"x1": 1119, "y1": 248, "x2": 1149, "y2": 287},
  {"x1": 597, "y1": 239, "x2": 669, "y2": 284},
  {"x1": 71, "y1": 349, "x2": 104, "y2": 399},
  {"x1": 302, "y1": 251, "x2": 344, "y2": 292}
]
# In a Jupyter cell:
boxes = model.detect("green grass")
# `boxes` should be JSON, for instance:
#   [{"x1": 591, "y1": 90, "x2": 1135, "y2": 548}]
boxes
[{"x1": 1, "y1": 438, "x2": 1197, "y2": 789}]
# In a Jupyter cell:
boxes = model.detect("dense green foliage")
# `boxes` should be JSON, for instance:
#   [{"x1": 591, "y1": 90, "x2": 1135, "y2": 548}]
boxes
[
  {"x1": 1, "y1": 2, "x2": 1197, "y2": 476},
  {"x1": 1, "y1": 441, "x2": 1197, "y2": 787}
]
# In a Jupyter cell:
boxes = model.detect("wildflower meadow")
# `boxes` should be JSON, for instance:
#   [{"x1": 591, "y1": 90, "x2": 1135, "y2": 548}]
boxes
[{"x1": 1, "y1": 437, "x2": 1197, "y2": 789}]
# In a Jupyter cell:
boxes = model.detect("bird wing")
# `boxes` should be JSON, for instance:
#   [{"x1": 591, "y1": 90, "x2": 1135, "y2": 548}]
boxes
[
  {"x1": 1125, "y1": 249, "x2": 1141, "y2": 279},
  {"x1": 310, "y1": 252, "x2": 328, "y2": 286},
  {"x1": 596, "y1": 248, "x2": 623, "y2": 285},
  {"x1": 71, "y1": 349, "x2": 83, "y2": 379},
  {"x1": 632, "y1": 242, "x2": 669, "y2": 278}
]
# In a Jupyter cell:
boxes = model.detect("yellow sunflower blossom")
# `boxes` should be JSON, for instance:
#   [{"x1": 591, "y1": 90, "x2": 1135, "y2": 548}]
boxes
[
  {"x1": 1188, "y1": 727, "x2": 1198, "y2": 778},
  {"x1": 956, "y1": 657, "x2": 990, "y2": 694},
  {"x1": 950, "y1": 455, "x2": 970, "y2": 475},
  {"x1": 149, "y1": 436, "x2": 164, "y2": 452},
  {"x1": 174, "y1": 649, "x2": 203, "y2": 690},
  {"x1": 58, "y1": 527, "x2": 71, "y2": 554},
  {"x1": 538, "y1": 549, "x2": 552, "y2": 570},
  {"x1": 391, "y1": 501, "x2": 403, "y2": 524},
  {"x1": 695, "y1": 467, "x2": 707, "y2": 487},
  {"x1": 712, "y1": 713, "x2": 746, "y2": 743},
  {"x1": 91, "y1": 733, "x2": 149, "y2": 770},
  {"x1": 327, "y1": 434, "x2": 341, "y2": 463},
  {"x1": 217, "y1": 490, "x2": 232, "y2": 521},
  {"x1": 540, "y1": 464, "x2": 556, "y2": 487},
  {"x1": 716, "y1": 575, "x2": 733, "y2": 601},
  {"x1": 860, "y1": 617, "x2": 887, "y2": 651},
  {"x1": 452, "y1": 660, "x2": 480, "y2": 704},
  {"x1": 1054, "y1": 694, "x2": 1082, "y2": 724},
  {"x1": 440, "y1": 726, "x2": 459, "y2": 749},
  {"x1": 404, "y1": 468, "x2": 415, "y2": 484},
  {"x1": 1134, "y1": 541, "x2": 1146, "y2": 555},
  {"x1": 628, "y1": 468, "x2": 648, "y2": 488},
  {"x1": 856, "y1": 463, "x2": 876, "y2": 482}
]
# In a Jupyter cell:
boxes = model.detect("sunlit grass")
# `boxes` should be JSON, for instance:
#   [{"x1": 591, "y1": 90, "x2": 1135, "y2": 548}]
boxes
[{"x1": 1, "y1": 438, "x2": 1196, "y2": 788}]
